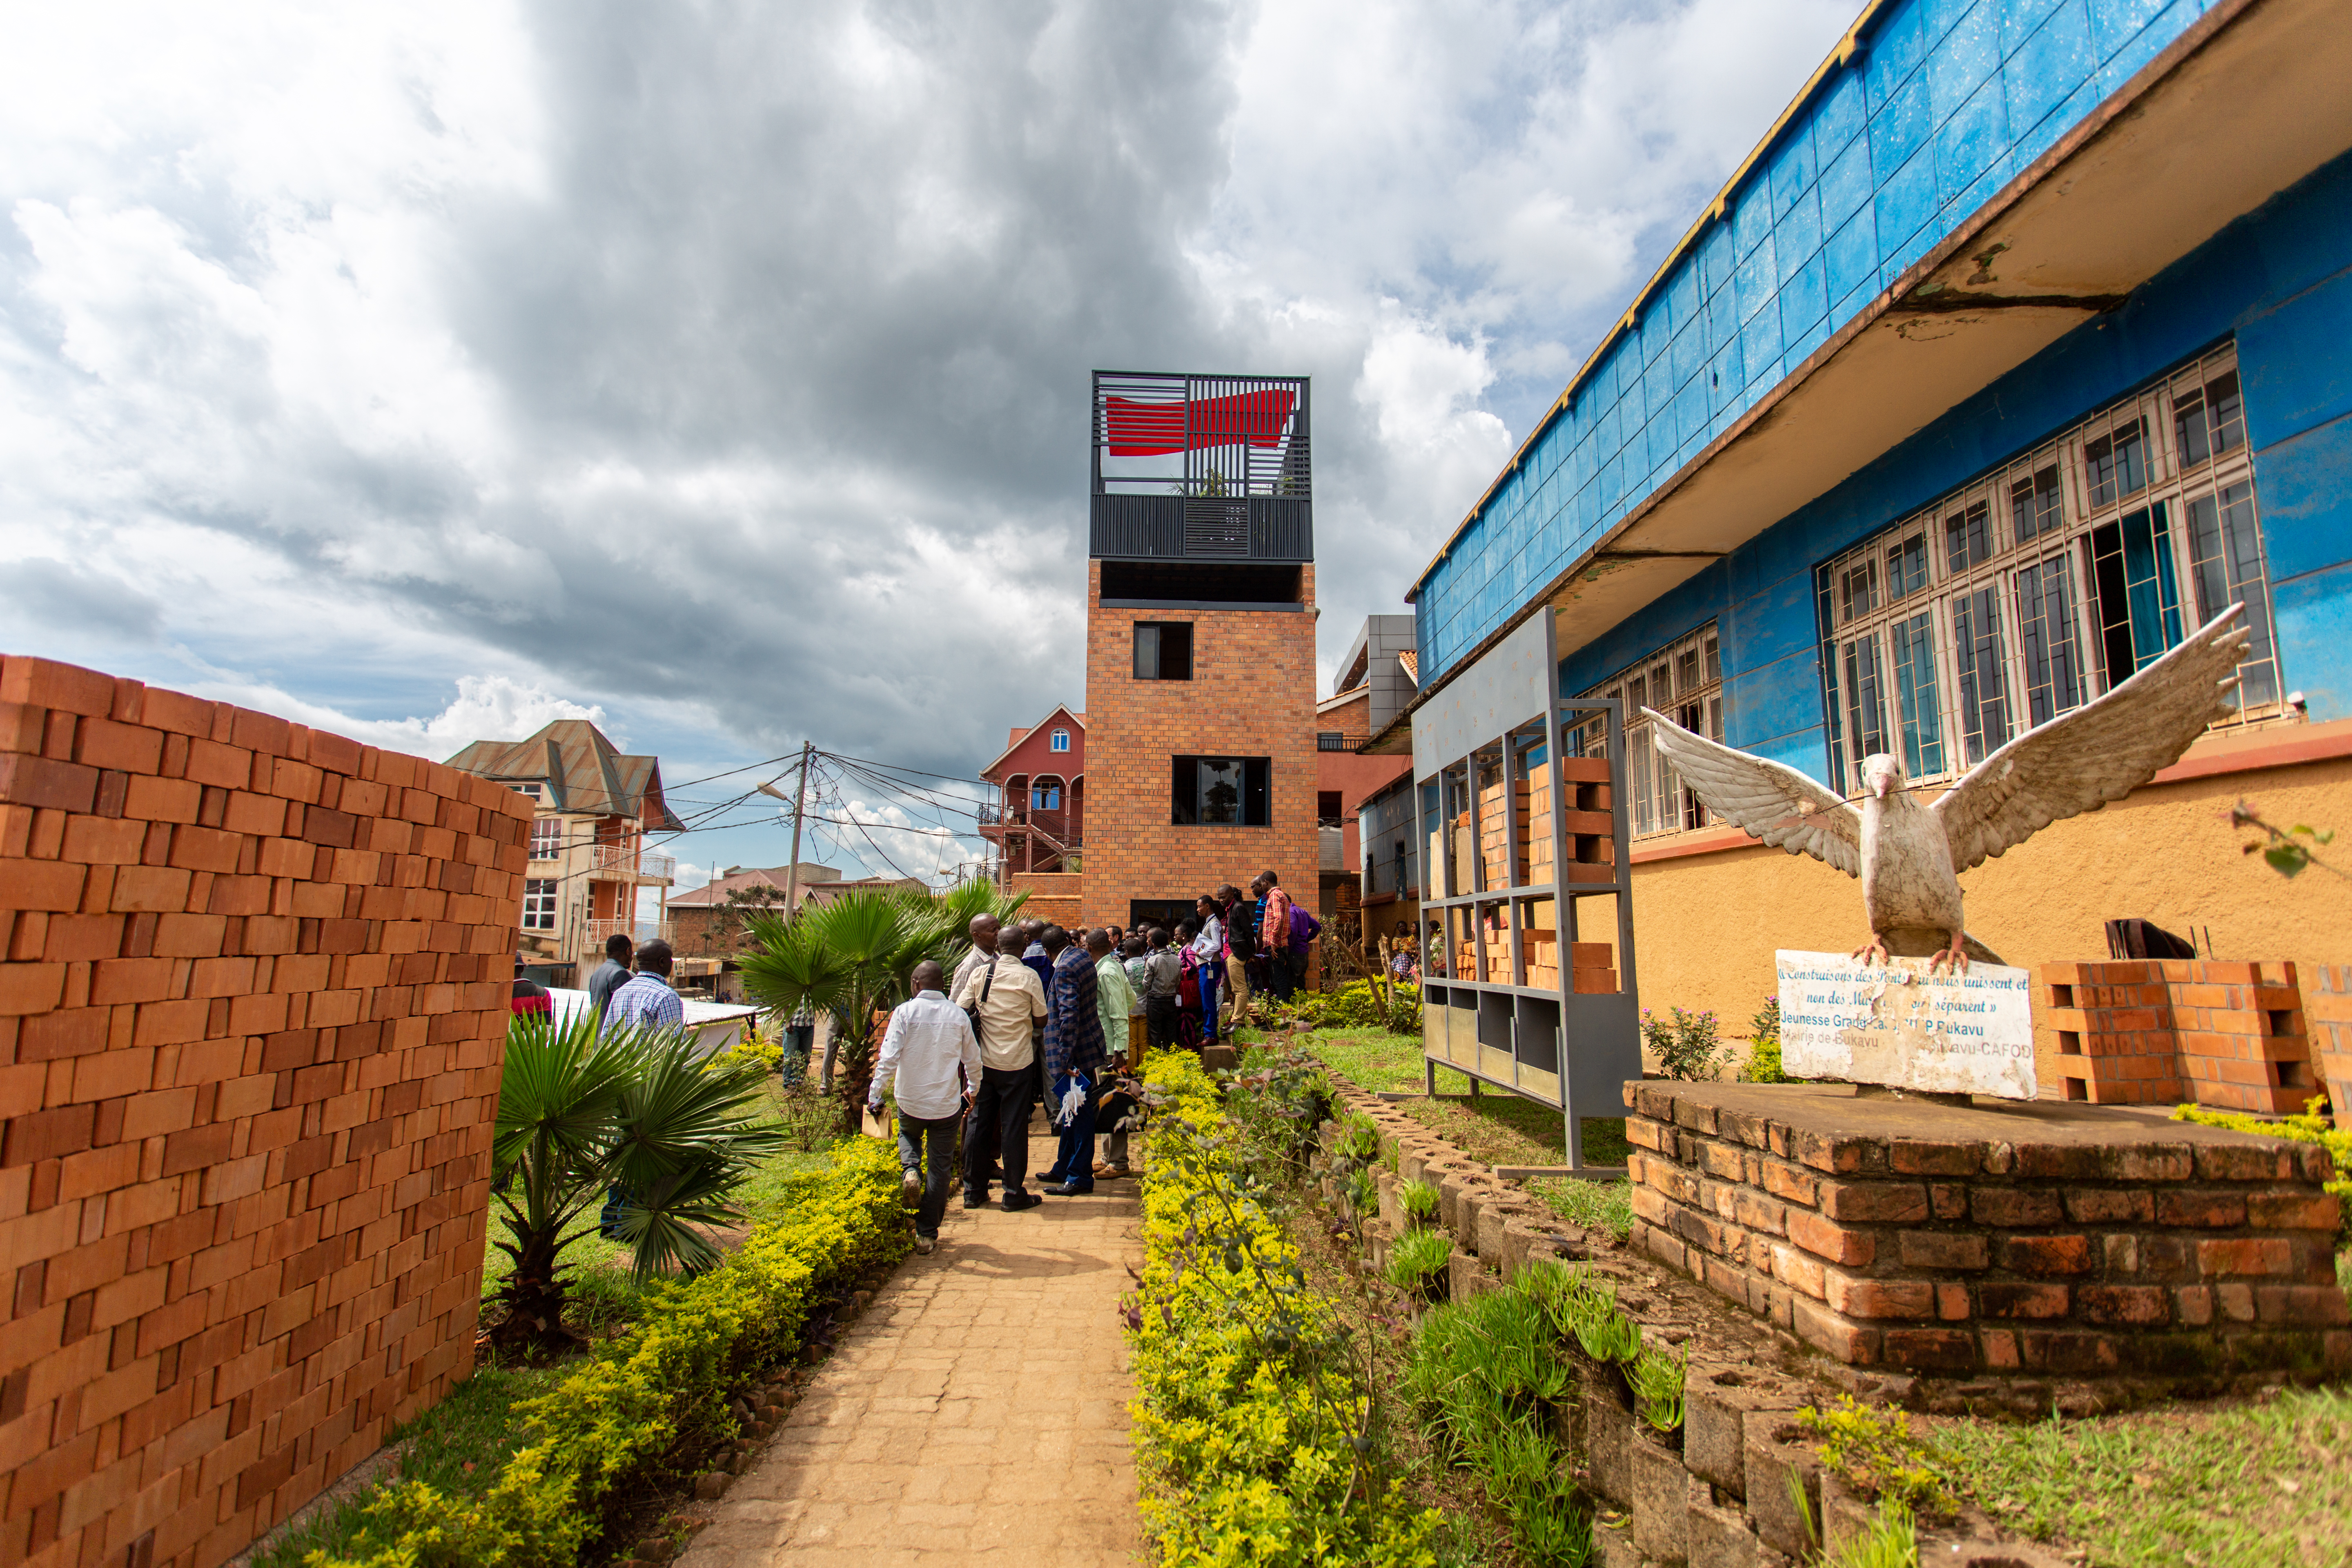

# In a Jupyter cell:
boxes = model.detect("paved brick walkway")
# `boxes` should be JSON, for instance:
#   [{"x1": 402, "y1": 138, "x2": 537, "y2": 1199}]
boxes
[{"x1": 679, "y1": 1130, "x2": 1143, "y2": 1566}]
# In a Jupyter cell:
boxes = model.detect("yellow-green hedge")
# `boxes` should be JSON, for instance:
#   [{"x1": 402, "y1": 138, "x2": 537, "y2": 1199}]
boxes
[
  {"x1": 1129, "y1": 1051, "x2": 1439, "y2": 1567},
  {"x1": 313, "y1": 1138, "x2": 907, "y2": 1568}
]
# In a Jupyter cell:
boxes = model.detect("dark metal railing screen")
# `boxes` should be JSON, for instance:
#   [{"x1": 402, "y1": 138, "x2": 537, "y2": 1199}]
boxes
[{"x1": 1093, "y1": 371, "x2": 1311, "y2": 501}]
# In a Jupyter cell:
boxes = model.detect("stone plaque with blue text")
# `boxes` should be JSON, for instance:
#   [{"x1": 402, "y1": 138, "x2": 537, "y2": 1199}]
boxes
[{"x1": 1773, "y1": 951, "x2": 2037, "y2": 1100}]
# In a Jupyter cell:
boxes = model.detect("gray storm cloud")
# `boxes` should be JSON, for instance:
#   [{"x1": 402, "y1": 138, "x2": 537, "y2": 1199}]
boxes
[{"x1": 0, "y1": 0, "x2": 1851, "y2": 774}]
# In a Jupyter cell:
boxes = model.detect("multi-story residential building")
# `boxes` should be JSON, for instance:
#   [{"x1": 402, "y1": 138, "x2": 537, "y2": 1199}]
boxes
[
  {"x1": 1315, "y1": 616, "x2": 1417, "y2": 947},
  {"x1": 446, "y1": 720, "x2": 681, "y2": 983},
  {"x1": 1080, "y1": 372, "x2": 1320, "y2": 936},
  {"x1": 1394, "y1": 0, "x2": 2352, "y2": 1104},
  {"x1": 668, "y1": 862, "x2": 844, "y2": 958},
  {"x1": 979, "y1": 707, "x2": 1086, "y2": 930}
]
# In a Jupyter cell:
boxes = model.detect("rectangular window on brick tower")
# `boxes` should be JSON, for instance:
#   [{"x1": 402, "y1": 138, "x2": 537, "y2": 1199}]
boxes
[
  {"x1": 1133, "y1": 621, "x2": 1194, "y2": 679},
  {"x1": 1172, "y1": 755, "x2": 1271, "y2": 825}
]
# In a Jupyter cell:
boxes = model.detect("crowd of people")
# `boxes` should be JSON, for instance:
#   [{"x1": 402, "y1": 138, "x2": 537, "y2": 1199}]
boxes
[
  {"x1": 868, "y1": 871, "x2": 1322, "y2": 1253},
  {"x1": 510, "y1": 876, "x2": 1330, "y2": 1257}
]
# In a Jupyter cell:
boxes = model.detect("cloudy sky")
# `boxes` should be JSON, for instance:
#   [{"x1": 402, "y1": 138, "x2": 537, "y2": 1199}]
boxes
[{"x1": 1, "y1": 0, "x2": 1852, "y2": 889}]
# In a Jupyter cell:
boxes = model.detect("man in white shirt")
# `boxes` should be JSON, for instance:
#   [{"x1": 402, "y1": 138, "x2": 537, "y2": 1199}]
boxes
[
  {"x1": 951, "y1": 938, "x2": 1049, "y2": 1212},
  {"x1": 868, "y1": 961, "x2": 982, "y2": 1254}
]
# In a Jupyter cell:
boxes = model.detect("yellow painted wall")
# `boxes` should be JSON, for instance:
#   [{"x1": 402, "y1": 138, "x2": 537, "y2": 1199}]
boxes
[{"x1": 1627, "y1": 755, "x2": 2352, "y2": 1044}]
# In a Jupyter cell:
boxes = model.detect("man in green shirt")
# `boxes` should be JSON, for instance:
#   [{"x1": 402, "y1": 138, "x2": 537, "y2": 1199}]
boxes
[{"x1": 1091, "y1": 927, "x2": 1136, "y2": 1063}]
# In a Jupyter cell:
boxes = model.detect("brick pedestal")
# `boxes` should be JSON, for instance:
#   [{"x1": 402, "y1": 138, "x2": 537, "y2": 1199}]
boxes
[{"x1": 1626, "y1": 1081, "x2": 2349, "y2": 1383}]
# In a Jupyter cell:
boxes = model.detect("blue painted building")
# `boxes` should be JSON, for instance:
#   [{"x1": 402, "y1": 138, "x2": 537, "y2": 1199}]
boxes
[{"x1": 1384, "y1": 0, "x2": 2352, "y2": 1077}]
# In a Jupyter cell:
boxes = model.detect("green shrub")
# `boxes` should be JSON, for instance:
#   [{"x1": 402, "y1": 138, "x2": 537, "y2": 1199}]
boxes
[
  {"x1": 1398, "y1": 1179, "x2": 1441, "y2": 1228},
  {"x1": 1386, "y1": 1229, "x2": 1453, "y2": 1296},
  {"x1": 1281, "y1": 980, "x2": 1423, "y2": 1036},
  {"x1": 1798, "y1": 1396, "x2": 1959, "y2": 1516},
  {"x1": 1629, "y1": 1342, "x2": 1685, "y2": 1432},
  {"x1": 1640, "y1": 1006, "x2": 1726, "y2": 1081},
  {"x1": 1129, "y1": 1052, "x2": 1441, "y2": 1567},
  {"x1": 311, "y1": 1139, "x2": 907, "y2": 1568},
  {"x1": 1339, "y1": 1111, "x2": 1383, "y2": 1167},
  {"x1": 1227, "y1": 1046, "x2": 1334, "y2": 1167},
  {"x1": 1741, "y1": 996, "x2": 1793, "y2": 1083},
  {"x1": 1402, "y1": 1272, "x2": 1594, "y2": 1566}
]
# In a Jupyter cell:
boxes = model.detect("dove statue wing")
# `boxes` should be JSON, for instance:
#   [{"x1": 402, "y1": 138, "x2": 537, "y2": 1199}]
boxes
[
  {"x1": 1936, "y1": 604, "x2": 2252, "y2": 875},
  {"x1": 1641, "y1": 708, "x2": 1863, "y2": 878}
]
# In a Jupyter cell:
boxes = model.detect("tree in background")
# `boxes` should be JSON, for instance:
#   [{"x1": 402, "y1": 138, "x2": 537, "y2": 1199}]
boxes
[{"x1": 737, "y1": 881, "x2": 1027, "y2": 1136}]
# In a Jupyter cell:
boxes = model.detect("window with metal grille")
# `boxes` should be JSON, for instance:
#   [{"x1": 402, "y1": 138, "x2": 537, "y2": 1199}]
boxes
[
  {"x1": 1316, "y1": 731, "x2": 1345, "y2": 751},
  {"x1": 1133, "y1": 622, "x2": 1193, "y2": 680},
  {"x1": 1568, "y1": 624, "x2": 1723, "y2": 839},
  {"x1": 529, "y1": 816, "x2": 563, "y2": 860},
  {"x1": 1820, "y1": 343, "x2": 2276, "y2": 796},
  {"x1": 522, "y1": 878, "x2": 558, "y2": 931},
  {"x1": 1171, "y1": 756, "x2": 1271, "y2": 826}
]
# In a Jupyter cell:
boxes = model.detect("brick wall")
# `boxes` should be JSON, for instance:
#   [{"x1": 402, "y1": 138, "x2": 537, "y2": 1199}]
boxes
[
  {"x1": 2038, "y1": 960, "x2": 2315, "y2": 1111},
  {"x1": 2307, "y1": 964, "x2": 2352, "y2": 1121},
  {"x1": 1625, "y1": 1081, "x2": 2349, "y2": 1383},
  {"x1": 1080, "y1": 562, "x2": 1319, "y2": 934},
  {"x1": 0, "y1": 655, "x2": 526, "y2": 1568}
]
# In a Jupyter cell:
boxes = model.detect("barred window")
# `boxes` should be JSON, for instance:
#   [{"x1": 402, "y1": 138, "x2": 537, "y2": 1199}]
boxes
[
  {"x1": 1821, "y1": 343, "x2": 2278, "y2": 796},
  {"x1": 1570, "y1": 624, "x2": 1722, "y2": 838}
]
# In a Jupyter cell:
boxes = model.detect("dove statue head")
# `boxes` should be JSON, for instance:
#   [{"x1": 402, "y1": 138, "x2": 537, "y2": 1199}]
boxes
[{"x1": 1859, "y1": 752, "x2": 1907, "y2": 800}]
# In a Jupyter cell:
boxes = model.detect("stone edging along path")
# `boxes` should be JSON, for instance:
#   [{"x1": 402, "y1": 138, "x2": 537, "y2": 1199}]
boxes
[
  {"x1": 672, "y1": 1126, "x2": 1143, "y2": 1567},
  {"x1": 1308, "y1": 1066, "x2": 2077, "y2": 1568}
]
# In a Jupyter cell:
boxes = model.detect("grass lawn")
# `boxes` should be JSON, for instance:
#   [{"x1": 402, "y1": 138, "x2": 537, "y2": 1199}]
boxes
[
  {"x1": 1254, "y1": 1025, "x2": 1637, "y2": 1241},
  {"x1": 1938, "y1": 1384, "x2": 2352, "y2": 1567}
]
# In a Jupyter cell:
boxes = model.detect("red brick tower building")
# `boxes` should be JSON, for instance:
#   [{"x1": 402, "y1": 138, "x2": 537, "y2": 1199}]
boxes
[{"x1": 1080, "y1": 372, "x2": 1319, "y2": 934}]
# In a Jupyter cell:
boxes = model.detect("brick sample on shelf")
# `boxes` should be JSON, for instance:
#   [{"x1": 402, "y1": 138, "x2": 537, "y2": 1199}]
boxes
[
  {"x1": 0, "y1": 654, "x2": 528, "y2": 1568},
  {"x1": 2038, "y1": 960, "x2": 2316, "y2": 1110}
]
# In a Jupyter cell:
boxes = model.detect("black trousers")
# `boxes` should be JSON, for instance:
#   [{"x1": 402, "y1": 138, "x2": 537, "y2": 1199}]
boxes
[
  {"x1": 1145, "y1": 994, "x2": 1182, "y2": 1051},
  {"x1": 963, "y1": 1062, "x2": 1040, "y2": 1199}
]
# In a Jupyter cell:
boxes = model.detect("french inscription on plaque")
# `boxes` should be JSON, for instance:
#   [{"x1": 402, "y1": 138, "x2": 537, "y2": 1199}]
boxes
[{"x1": 1773, "y1": 951, "x2": 2037, "y2": 1100}]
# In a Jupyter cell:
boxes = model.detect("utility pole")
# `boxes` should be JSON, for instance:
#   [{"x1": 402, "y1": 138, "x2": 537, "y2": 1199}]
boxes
[{"x1": 761, "y1": 742, "x2": 815, "y2": 918}]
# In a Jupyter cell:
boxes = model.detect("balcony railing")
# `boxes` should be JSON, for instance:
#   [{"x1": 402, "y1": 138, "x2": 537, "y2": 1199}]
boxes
[
  {"x1": 587, "y1": 919, "x2": 673, "y2": 947},
  {"x1": 593, "y1": 844, "x2": 677, "y2": 883}
]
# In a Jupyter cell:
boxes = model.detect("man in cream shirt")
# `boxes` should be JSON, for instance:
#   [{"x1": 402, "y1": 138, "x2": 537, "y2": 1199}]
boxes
[
  {"x1": 869, "y1": 961, "x2": 982, "y2": 1254},
  {"x1": 951, "y1": 935, "x2": 1049, "y2": 1212}
]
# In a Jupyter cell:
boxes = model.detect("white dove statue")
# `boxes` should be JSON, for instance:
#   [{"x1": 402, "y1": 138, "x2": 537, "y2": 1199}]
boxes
[{"x1": 1642, "y1": 604, "x2": 2252, "y2": 972}]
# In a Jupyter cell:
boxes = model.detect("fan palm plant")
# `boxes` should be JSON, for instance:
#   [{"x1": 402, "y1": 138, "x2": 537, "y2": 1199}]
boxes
[
  {"x1": 736, "y1": 882, "x2": 1026, "y2": 1136},
  {"x1": 489, "y1": 1010, "x2": 784, "y2": 1350}
]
